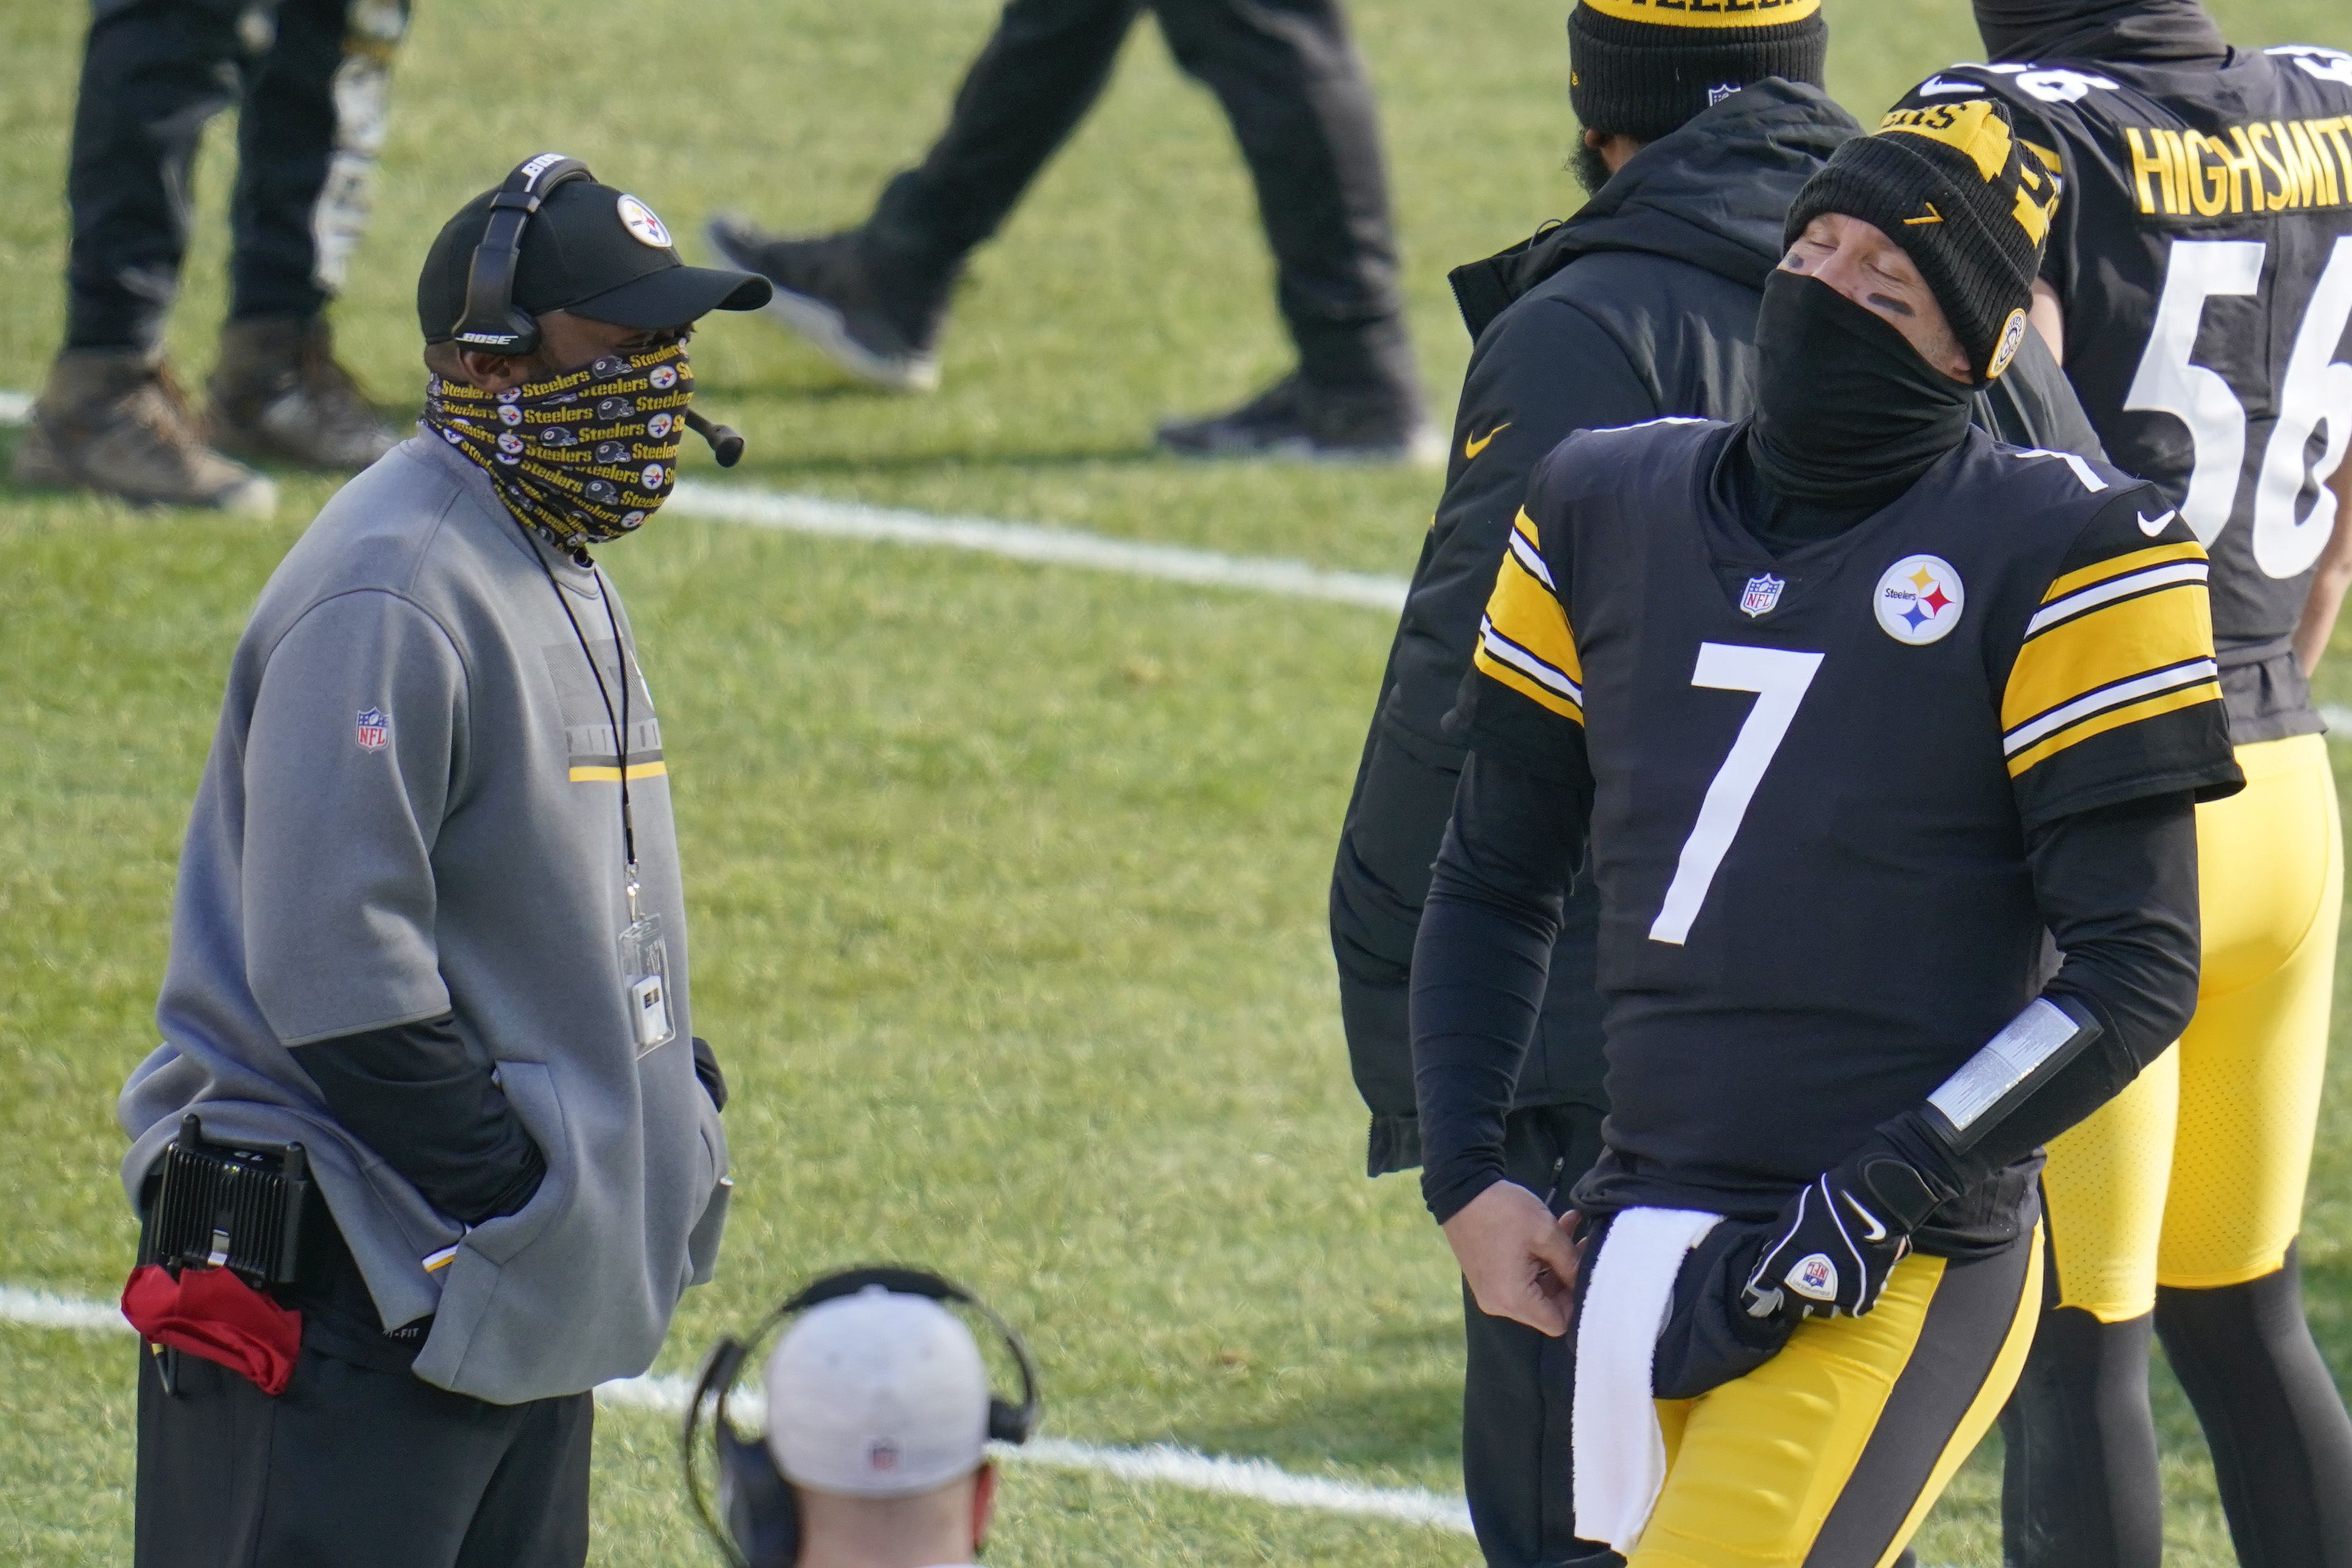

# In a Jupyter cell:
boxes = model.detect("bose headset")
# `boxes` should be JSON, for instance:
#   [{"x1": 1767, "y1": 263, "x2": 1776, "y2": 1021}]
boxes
[
  {"x1": 458, "y1": 153, "x2": 745, "y2": 466},
  {"x1": 681, "y1": 1266, "x2": 1040, "y2": 1568}
]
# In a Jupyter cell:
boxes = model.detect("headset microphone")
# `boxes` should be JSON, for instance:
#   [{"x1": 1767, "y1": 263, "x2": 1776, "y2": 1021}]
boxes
[
  {"x1": 684, "y1": 409, "x2": 745, "y2": 468},
  {"x1": 682, "y1": 1266, "x2": 1038, "y2": 1568}
]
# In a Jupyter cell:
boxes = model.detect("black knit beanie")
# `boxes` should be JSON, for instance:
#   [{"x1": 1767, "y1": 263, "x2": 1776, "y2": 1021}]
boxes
[
  {"x1": 1784, "y1": 99, "x2": 2058, "y2": 385},
  {"x1": 1568, "y1": 0, "x2": 1829, "y2": 145}
]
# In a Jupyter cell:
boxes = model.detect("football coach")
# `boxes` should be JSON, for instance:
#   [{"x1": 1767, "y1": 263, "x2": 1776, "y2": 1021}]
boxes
[{"x1": 115, "y1": 156, "x2": 767, "y2": 1568}]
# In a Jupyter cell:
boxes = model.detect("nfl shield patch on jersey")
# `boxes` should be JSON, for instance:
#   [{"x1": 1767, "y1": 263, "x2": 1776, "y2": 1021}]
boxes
[
  {"x1": 354, "y1": 708, "x2": 390, "y2": 751},
  {"x1": 1740, "y1": 573, "x2": 1786, "y2": 618}
]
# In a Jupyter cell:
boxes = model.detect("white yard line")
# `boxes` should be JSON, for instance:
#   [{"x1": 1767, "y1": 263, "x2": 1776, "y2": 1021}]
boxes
[
  {"x1": 661, "y1": 480, "x2": 1408, "y2": 610},
  {"x1": 0, "y1": 392, "x2": 1407, "y2": 612},
  {"x1": 0, "y1": 1282, "x2": 1472, "y2": 1535}
]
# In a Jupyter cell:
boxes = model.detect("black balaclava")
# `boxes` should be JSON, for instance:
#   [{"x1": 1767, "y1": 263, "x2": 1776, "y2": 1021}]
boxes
[
  {"x1": 1743, "y1": 271, "x2": 1975, "y2": 538},
  {"x1": 1973, "y1": 1, "x2": 2226, "y2": 64}
]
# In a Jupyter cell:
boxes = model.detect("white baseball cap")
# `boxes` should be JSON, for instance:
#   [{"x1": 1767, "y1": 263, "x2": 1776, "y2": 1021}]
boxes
[{"x1": 763, "y1": 1286, "x2": 992, "y2": 1497}]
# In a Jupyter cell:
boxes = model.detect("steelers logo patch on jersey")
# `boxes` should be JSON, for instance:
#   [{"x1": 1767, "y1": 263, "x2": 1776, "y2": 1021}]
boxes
[{"x1": 1876, "y1": 554, "x2": 1966, "y2": 643}]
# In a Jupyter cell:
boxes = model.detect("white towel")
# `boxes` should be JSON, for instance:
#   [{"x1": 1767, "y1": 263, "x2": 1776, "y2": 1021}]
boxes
[{"x1": 1571, "y1": 1206, "x2": 1723, "y2": 1554}]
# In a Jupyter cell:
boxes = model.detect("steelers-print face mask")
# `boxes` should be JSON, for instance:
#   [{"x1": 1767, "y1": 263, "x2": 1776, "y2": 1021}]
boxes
[{"x1": 426, "y1": 341, "x2": 691, "y2": 548}]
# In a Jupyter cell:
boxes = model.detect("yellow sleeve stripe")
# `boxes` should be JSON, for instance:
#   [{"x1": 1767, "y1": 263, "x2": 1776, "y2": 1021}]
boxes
[
  {"x1": 2028, "y1": 559, "x2": 2208, "y2": 636},
  {"x1": 1482, "y1": 528, "x2": 1581, "y2": 683},
  {"x1": 2041, "y1": 540, "x2": 2207, "y2": 605},
  {"x1": 1507, "y1": 520, "x2": 1557, "y2": 591},
  {"x1": 2004, "y1": 678, "x2": 2222, "y2": 777},
  {"x1": 1475, "y1": 615, "x2": 1585, "y2": 721},
  {"x1": 569, "y1": 760, "x2": 669, "y2": 782},
  {"x1": 2005, "y1": 655, "x2": 2218, "y2": 761},
  {"x1": 2006, "y1": 580, "x2": 2216, "y2": 733}
]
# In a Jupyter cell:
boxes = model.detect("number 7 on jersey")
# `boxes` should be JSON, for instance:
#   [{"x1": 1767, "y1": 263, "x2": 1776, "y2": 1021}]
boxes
[{"x1": 1649, "y1": 643, "x2": 1826, "y2": 946}]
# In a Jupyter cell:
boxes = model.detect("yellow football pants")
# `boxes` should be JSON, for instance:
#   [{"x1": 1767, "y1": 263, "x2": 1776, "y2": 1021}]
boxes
[
  {"x1": 1634, "y1": 1229, "x2": 2043, "y2": 1568},
  {"x1": 2043, "y1": 732, "x2": 2343, "y2": 1319}
]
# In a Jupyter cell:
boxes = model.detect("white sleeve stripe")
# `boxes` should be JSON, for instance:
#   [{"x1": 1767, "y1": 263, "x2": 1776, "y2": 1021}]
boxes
[
  {"x1": 1479, "y1": 618, "x2": 1583, "y2": 703},
  {"x1": 2003, "y1": 657, "x2": 2218, "y2": 755},
  {"x1": 1507, "y1": 529, "x2": 1556, "y2": 590},
  {"x1": 2026, "y1": 560, "x2": 2209, "y2": 636}
]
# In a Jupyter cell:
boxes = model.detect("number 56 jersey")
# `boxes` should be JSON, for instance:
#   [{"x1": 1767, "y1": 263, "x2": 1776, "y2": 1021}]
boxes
[
  {"x1": 1890, "y1": 47, "x2": 2352, "y2": 743},
  {"x1": 1462, "y1": 420, "x2": 2243, "y2": 1221}
]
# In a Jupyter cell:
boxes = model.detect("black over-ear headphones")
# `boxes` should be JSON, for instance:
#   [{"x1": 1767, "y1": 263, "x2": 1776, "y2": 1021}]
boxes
[
  {"x1": 453, "y1": 152, "x2": 594, "y2": 356},
  {"x1": 682, "y1": 1266, "x2": 1040, "y2": 1568}
]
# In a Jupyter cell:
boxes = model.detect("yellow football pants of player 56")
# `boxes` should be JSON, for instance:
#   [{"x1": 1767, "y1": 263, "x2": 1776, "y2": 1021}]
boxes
[
  {"x1": 2043, "y1": 732, "x2": 2343, "y2": 1318},
  {"x1": 1634, "y1": 1230, "x2": 2044, "y2": 1568}
]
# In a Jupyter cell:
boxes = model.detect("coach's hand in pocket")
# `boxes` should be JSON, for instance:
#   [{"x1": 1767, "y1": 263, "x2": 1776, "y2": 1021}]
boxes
[{"x1": 1442, "y1": 1180, "x2": 1583, "y2": 1336}]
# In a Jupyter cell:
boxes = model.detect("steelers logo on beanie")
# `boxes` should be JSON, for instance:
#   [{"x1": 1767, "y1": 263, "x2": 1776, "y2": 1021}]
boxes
[
  {"x1": 1568, "y1": 0, "x2": 1829, "y2": 146},
  {"x1": 1784, "y1": 99, "x2": 2062, "y2": 385}
]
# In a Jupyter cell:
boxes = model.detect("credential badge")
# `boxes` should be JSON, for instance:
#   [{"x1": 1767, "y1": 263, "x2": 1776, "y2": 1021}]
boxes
[
  {"x1": 1739, "y1": 573, "x2": 1786, "y2": 618},
  {"x1": 1874, "y1": 553, "x2": 1966, "y2": 645},
  {"x1": 354, "y1": 708, "x2": 390, "y2": 751}
]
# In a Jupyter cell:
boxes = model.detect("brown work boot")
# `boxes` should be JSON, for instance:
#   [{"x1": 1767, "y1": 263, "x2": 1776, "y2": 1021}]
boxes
[
  {"x1": 14, "y1": 348, "x2": 277, "y2": 514},
  {"x1": 206, "y1": 315, "x2": 398, "y2": 471}
]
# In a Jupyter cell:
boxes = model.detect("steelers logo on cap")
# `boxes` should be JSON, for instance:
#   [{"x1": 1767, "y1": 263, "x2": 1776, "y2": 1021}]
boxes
[
  {"x1": 1876, "y1": 554, "x2": 1966, "y2": 645},
  {"x1": 1988, "y1": 308, "x2": 2030, "y2": 381},
  {"x1": 616, "y1": 194, "x2": 673, "y2": 250}
]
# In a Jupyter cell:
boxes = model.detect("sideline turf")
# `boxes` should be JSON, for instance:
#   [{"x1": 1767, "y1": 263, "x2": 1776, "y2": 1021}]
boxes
[{"x1": 2, "y1": 2, "x2": 2348, "y2": 1563}]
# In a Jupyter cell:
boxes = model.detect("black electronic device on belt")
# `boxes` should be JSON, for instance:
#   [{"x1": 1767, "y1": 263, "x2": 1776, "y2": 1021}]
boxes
[
  {"x1": 454, "y1": 153, "x2": 746, "y2": 464},
  {"x1": 136, "y1": 1113, "x2": 319, "y2": 1287},
  {"x1": 681, "y1": 1266, "x2": 1040, "y2": 1568}
]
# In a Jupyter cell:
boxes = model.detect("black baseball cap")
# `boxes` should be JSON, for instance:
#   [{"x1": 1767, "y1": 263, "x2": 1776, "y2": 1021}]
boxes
[{"x1": 418, "y1": 171, "x2": 770, "y2": 344}]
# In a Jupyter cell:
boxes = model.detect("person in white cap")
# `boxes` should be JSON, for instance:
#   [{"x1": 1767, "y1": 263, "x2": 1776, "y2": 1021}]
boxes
[{"x1": 763, "y1": 1287, "x2": 1000, "y2": 1568}]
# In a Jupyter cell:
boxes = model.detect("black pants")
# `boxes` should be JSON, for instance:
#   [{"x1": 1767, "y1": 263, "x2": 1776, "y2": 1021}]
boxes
[
  {"x1": 134, "y1": 1340, "x2": 592, "y2": 1568},
  {"x1": 65, "y1": 0, "x2": 408, "y2": 353},
  {"x1": 1461, "y1": 1103, "x2": 1619, "y2": 1568},
  {"x1": 867, "y1": 0, "x2": 1407, "y2": 387}
]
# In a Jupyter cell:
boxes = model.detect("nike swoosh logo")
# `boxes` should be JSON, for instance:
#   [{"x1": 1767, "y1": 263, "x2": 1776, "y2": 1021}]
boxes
[
  {"x1": 1842, "y1": 1193, "x2": 1889, "y2": 1243},
  {"x1": 2138, "y1": 508, "x2": 2181, "y2": 537},
  {"x1": 1465, "y1": 423, "x2": 1510, "y2": 461},
  {"x1": 1919, "y1": 75, "x2": 1985, "y2": 96}
]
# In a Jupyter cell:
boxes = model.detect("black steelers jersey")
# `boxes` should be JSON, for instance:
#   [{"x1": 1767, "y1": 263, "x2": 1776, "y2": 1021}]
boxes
[
  {"x1": 1891, "y1": 48, "x2": 2352, "y2": 739},
  {"x1": 1462, "y1": 419, "x2": 2240, "y2": 1219}
]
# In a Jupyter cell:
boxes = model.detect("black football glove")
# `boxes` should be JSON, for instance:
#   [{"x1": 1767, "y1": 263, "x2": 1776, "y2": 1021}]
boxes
[{"x1": 1741, "y1": 1125, "x2": 1956, "y2": 1323}]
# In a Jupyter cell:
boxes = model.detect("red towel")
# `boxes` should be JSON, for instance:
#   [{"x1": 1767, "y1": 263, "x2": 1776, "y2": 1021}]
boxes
[{"x1": 121, "y1": 1263, "x2": 302, "y2": 1396}]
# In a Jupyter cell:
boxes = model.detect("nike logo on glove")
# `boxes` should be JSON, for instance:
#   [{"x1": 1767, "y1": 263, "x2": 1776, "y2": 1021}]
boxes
[
  {"x1": 1841, "y1": 1192, "x2": 1889, "y2": 1243},
  {"x1": 2138, "y1": 508, "x2": 2181, "y2": 536},
  {"x1": 1465, "y1": 423, "x2": 1510, "y2": 460}
]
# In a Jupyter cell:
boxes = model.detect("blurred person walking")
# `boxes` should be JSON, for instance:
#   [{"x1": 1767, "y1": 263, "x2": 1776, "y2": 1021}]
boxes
[
  {"x1": 708, "y1": 0, "x2": 1432, "y2": 461},
  {"x1": 18, "y1": 0, "x2": 413, "y2": 513},
  {"x1": 117, "y1": 159, "x2": 760, "y2": 1567},
  {"x1": 1327, "y1": 4, "x2": 2104, "y2": 1563}
]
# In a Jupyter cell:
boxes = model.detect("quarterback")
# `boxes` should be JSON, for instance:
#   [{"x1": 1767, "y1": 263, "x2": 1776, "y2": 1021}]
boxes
[
  {"x1": 1894, "y1": 6, "x2": 2352, "y2": 1563},
  {"x1": 1414, "y1": 101, "x2": 2242, "y2": 1567}
]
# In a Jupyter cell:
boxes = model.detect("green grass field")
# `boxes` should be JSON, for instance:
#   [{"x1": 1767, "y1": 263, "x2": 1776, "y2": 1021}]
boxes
[{"x1": 4, "y1": 1, "x2": 2352, "y2": 1562}]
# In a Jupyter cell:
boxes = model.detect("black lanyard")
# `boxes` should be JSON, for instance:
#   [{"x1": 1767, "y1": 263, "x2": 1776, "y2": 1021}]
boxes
[{"x1": 531, "y1": 539, "x2": 642, "y2": 917}]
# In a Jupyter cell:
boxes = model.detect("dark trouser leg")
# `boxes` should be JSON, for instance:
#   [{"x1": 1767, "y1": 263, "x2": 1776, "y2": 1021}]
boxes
[
  {"x1": 1998, "y1": 1304, "x2": 2164, "y2": 1568},
  {"x1": 1460, "y1": 1103, "x2": 1614, "y2": 1568},
  {"x1": 867, "y1": 0, "x2": 1143, "y2": 279},
  {"x1": 134, "y1": 1339, "x2": 594, "y2": 1568},
  {"x1": 64, "y1": 0, "x2": 248, "y2": 352},
  {"x1": 229, "y1": 0, "x2": 408, "y2": 323},
  {"x1": 1147, "y1": 0, "x2": 1409, "y2": 391},
  {"x1": 2154, "y1": 1247, "x2": 2352, "y2": 1568}
]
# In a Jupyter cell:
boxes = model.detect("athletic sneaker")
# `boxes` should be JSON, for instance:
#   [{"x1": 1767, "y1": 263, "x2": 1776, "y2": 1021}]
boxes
[
  {"x1": 15, "y1": 348, "x2": 276, "y2": 514},
  {"x1": 206, "y1": 315, "x2": 399, "y2": 472},
  {"x1": 705, "y1": 216, "x2": 950, "y2": 393},
  {"x1": 1155, "y1": 371, "x2": 1444, "y2": 465}
]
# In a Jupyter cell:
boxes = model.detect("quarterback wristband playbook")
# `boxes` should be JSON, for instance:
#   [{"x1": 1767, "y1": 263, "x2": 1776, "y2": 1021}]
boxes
[{"x1": 1744, "y1": 995, "x2": 2103, "y2": 1321}]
